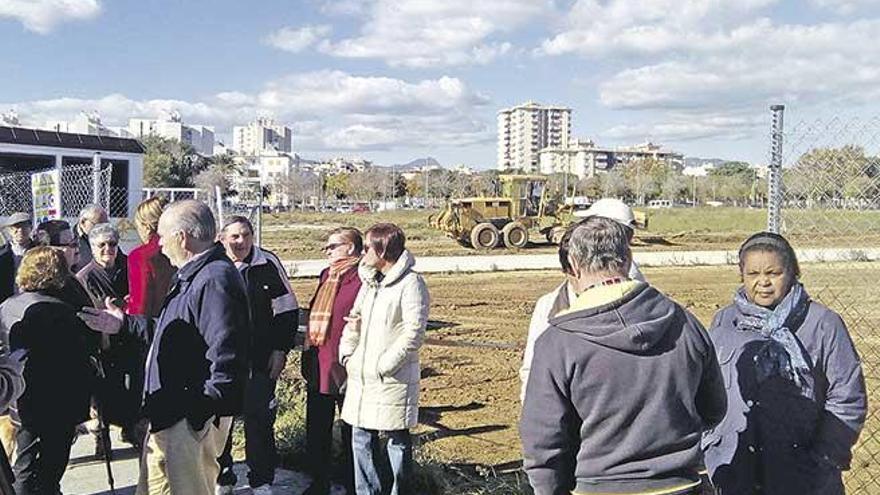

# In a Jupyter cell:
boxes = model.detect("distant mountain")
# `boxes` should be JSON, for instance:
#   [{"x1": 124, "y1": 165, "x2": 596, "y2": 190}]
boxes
[{"x1": 394, "y1": 157, "x2": 442, "y2": 170}]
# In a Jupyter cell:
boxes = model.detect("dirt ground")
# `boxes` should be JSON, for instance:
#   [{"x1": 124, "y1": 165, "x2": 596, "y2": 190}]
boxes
[
  {"x1": 289, "y1": 262, "x2": 880, "y2": 489},
  {"x1": 289, "y1": 265, "x2": 743, "y2": 468}
]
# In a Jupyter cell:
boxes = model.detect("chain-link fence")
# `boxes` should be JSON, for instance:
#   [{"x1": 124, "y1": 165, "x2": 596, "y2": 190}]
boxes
[
  {"x1": 770, "y1": 107, "x2": 880, "y2": 493},
  {"x1": 141, "y1": 187, "x2": 263, "y2": 245},
  {"x1": 0, "y1": 162, "x2": 113, "y2": 219}
]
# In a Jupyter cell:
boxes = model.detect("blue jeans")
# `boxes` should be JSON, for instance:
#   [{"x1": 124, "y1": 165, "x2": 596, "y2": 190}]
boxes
[{"x1": 351, "y1": 426, "x2": 412, "y2": 495}]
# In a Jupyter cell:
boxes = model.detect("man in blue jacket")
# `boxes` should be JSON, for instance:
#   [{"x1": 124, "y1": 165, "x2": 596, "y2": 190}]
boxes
[
  {"x1": 520, "y1": 216, "x2": 727, "y2": 495},
  {"x1": 80, "y1": 200, "x2": 250, "y2": 495}
]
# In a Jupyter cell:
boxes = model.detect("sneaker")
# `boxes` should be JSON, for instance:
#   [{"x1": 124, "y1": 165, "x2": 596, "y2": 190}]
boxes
[
  {"x1": 251, "y1": 485, "x2": 273, "y2": 495},
  {"x1": 215, "y1": 485, "x2": 234, "y2": 495}
]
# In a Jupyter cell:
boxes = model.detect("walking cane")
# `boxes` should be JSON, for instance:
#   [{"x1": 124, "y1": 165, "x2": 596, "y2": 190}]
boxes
[{"x1": 90, "y1": 356, "x2": 116, "y2": 495}]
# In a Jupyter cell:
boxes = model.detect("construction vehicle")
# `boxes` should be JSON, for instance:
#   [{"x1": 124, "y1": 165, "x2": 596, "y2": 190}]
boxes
[{"x1": 428, "y1": 174, "x2": 572, "y2": 249}]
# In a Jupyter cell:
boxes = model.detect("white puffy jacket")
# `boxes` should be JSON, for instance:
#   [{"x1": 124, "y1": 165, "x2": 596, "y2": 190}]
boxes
[{"x1": 339, "y1": 250, "x2": 429, "y2": 431}]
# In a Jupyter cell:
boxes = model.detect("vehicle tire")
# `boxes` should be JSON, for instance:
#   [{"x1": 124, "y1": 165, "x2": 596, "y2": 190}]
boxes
[
  {"x1": 470, "y1": 223, "x2": 500, "y2": 249},
  {"x1": 502, "y1": 223, "x2": 529, "y2": 248}
]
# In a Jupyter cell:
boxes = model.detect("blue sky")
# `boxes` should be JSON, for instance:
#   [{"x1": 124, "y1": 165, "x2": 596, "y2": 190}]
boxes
[{"x1": 3, "y1": 0, "x2": 880, "y2": 168}]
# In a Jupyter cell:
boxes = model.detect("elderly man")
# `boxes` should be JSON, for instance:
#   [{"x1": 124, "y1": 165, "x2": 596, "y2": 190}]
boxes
[
  {"x1": 215, "y1": 216, "x2": 298, "y2": 495},
  {"x1": 4, "y1": 212, "x2": 35, "y2": 269},
  {"x1": 75, "y1": 204, "x2": 109, "y2": 270},
  {"x1": 79, "y1": 200, "x2": 250, "y2": 495},
  {"x1": 520, "y1": 216, "x2": 727, "y2": 495}
]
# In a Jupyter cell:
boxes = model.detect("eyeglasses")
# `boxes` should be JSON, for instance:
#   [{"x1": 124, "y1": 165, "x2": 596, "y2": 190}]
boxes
[
  {"x1": 323, "y1": 242, "x2": 346, "y2": 251},
  {"x1": 97, "y1": 241, "x2": 118, "y2": 249}
]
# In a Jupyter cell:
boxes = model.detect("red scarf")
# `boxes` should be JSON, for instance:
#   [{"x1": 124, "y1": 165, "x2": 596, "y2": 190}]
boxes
[{"x1": 308, "y1": 256, "x2": 360, "y2": 347}]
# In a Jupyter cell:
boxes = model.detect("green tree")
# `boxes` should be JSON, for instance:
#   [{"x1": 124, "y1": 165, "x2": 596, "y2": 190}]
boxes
[
  {"x1": 324, "y1": 173, "x2": 351, "y2": 199},
  {"x1": 142, "y1": 135, "x2": 208, "y2": 188},
  {"x1": 621, "y1": 158, "x2": 670, "y2": 204}
]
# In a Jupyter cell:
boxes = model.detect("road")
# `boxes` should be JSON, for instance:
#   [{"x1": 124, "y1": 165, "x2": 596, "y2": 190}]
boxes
[{"x1": 281, "y1": 247, "x2": 880, "y2": 278}]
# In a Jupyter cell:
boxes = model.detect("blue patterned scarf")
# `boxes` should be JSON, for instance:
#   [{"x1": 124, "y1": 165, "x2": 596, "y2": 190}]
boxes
[{"x1": 734, "y1": 283, "x2": 812, "y2": 394}]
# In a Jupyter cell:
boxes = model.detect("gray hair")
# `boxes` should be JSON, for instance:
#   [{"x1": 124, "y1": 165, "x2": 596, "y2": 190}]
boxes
[
  {"x1": 79, "y1": 204, "x2": 108, "y2": 223},
  {"x1": 568, "y1": 216, "x2": 632, "y2": 276},
  {"x1": 161, "y1": 200, "x2": 216, "y2": 243},
  {"x1": 88, "y1": 223, "x2": 119, "y2": 246}
]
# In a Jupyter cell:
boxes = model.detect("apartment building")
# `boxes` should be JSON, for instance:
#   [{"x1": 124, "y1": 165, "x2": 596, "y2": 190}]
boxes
[
  {"x1": 127, "y1": 112, "x2": 215, "y2": 156},
  {"x1": 497, "y1": 101, "x2": 571, "y2": 173},
  {"x1": 539, "y1": 140, "x2": 684, "y2": 179},
  {"x1": 232, "y1": 117, "x2": 292, "y2": 155}
]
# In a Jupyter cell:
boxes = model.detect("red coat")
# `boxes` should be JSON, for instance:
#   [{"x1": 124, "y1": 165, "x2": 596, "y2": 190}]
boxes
[
  {"x1": 126, "y1": 235, "x2": 176, "y2": 317},
  {"x1": 304, "y1": 266, "x2": 362, "y2": 395}
]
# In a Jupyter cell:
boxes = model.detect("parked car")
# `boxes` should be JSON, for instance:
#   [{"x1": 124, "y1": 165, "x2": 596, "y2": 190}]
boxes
[
  {"x1": 336, "y1": 205, "x2": 353, "y2": 213},
  {"x1": 353, "y1": 203, "x2": 371, "y2": 213}
]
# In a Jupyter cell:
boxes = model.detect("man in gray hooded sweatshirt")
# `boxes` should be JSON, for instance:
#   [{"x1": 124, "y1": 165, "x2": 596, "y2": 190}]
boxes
[{"x1": 520, "y1": 216, "x2": 727, "y2": 495}]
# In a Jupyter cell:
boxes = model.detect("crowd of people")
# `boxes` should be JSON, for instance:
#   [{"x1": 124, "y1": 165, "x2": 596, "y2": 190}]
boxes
[
  {"x1": 0, "y1": 195, "x2": 869, "y2": 495},
  {"x1": 0, "y1": 199, "x2": 429, "y2": 495}
]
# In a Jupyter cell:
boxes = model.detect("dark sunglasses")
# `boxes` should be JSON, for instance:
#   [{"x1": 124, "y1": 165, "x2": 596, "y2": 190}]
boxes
[
  {"x1": 323, "y1": 242, "x2": 346, "y2": 251},
  {"x1": 97, "y1": 241, "x2": 118, "y2": 248}
]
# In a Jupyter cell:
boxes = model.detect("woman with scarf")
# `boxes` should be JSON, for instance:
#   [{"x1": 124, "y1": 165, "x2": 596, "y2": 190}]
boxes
[
  {"x1": 302, "y1": 227, "x2": 363, "y2": 495},
  {"x1": 703, "y1": 232, "x2": 867, "y2": 495}
]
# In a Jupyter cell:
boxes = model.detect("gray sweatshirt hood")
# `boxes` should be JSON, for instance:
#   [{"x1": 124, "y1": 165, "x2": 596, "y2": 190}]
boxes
[{"x1": 549, "y1": 282, "x2": 679, "y2": 354}]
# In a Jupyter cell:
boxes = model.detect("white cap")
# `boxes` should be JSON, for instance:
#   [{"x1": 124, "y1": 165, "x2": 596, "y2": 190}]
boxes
[{"x1": 574, "y1": 198, "x2": 639, "y2": 228}]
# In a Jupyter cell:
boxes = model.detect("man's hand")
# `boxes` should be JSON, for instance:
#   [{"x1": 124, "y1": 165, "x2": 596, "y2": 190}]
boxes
[
  {"x1": 77, "y1": 297, "x2": 124, "y2": 334},
  {"x1": 267, "y1": 350, "x2": 287, "y2": 380}
]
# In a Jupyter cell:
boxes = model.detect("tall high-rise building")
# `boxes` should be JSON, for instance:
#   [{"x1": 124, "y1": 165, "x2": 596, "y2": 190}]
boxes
[
  {"x1": 232, "y1": 117, "x2": 292, "y2": 155},
  {"x1": 497, "y1": 101, "x2": 571, "y2": 173}
]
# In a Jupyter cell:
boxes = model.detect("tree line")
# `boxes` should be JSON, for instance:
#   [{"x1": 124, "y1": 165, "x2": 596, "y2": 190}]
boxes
[{"x1": 142, "y1": 136, "x2": 875, "y2": 208}]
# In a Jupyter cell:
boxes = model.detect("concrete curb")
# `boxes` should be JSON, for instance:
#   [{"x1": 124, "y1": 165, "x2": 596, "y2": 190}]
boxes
[{"x1": 281, "y1": 247, "x2": 880, "y2": 278}]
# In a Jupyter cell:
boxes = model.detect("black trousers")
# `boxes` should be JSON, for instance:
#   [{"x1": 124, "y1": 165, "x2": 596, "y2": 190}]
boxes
[
  {"x1": 306, "y1": 389, "x2": 354, "y2": 494},
  {"x1": 12, "y1": 424, "x2": 75, "y2": 495},
  {"x1": 217, "y1": 372, "x2": 279, "y2": 488}
]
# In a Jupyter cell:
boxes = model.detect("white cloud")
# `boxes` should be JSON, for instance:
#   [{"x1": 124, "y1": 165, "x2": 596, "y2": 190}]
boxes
[
  {"x1": 263, "y1": 24, "x2": 332, "y2": 53},
  {"x1": 0, "y1": 0, "x2": 101, "y2": 33},
  {"x1": 601, "y1": 112, "x2": 765, "y2": 142},
  {"x1": 3, "y1": 71, "x2": 492, "y2": 153},
  {"x1": 540, "y1": 0, "x2": 779, "y2": 57},
  {"x1": 810, "y1": 0, "x2": 878, "y2": 15},
  {"x1": 319, "y1": 0, "x2": 373, "y2": 16},
  {"x1": 598, "y1": 19, "x2": 880, "y2": 110},
  {"x1": 316, "y1": 0, "x2": 550, "y2": 67},
  {"x1": 536, "y1": 0, "x2": 880, "y2": 146}
]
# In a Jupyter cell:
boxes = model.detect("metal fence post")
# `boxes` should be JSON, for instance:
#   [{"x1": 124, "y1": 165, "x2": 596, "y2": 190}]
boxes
[
  {"x1": 92, "y1": 152, "x2": 102, "y2": 206},
  {"x1": 767, "y1": 104, "x2": 785, "y2": 233}
]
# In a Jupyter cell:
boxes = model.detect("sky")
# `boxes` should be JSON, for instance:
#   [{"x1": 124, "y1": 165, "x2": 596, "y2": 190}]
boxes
[{"x1": 3, "y1": 0, "x2": 880, "y2": 168}]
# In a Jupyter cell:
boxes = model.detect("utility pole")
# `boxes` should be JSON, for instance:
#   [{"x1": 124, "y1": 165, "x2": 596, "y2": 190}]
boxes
[{"x1": 423, "y1": 157, "x2": 429, "y2": 208}]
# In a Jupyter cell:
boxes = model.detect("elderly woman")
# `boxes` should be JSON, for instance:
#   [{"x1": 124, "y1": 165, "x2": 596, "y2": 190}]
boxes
[
  {"x1": 127, "y1": 196, "x2": 175, "y2": 317},
  {"x1": 339, "y1": 223, "x2": 429, "y2": 495},
  {"x1": 76, "y1": 223, "x2": 128, "y2": 309},
  {"x1": 703, "y1": 232, "x2": 867, "y2": 495},
  {"x1": 302, "y1": 227, "x2": 363, "y2": 495},
  {"x1": 0, "y1": 247, "x2": 94, "y2": 495},
  {"x1": 77, "y1": 223, "x2": 147, "y2": 450}
]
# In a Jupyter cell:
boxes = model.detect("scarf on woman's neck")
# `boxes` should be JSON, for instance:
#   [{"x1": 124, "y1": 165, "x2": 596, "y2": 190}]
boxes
[
  {"x1": 308, "y1": 256, "x2": 360, "y2": 347},
  {"x1": 734, "y1": 282, "x2": 812, "y2": 394}
]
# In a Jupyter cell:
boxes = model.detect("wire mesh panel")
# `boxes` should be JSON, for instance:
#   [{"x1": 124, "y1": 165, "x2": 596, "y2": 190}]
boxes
[
  {"x1": 773, "y1": 112, "x2": 880, "y2": 493},
  {"x1": 0, "y1": 163, "x2": 112, "y2": 219}
]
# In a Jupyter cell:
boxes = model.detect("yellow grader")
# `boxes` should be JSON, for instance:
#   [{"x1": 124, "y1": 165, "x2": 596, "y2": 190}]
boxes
[{"x1": 428, "y1": 175, "x2": 572, "y2": 249}]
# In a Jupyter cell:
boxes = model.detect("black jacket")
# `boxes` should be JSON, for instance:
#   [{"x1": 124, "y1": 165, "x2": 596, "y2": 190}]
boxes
[
  {"x1": 237, "y1": 246, "x2": 298, "y2": 371},
  {"x1": 126, "y1": 243, "x2": 250, "y2": 432},
  {"x1": 0, "y1": 292, "x2": 95, "y2": 428},
  {"x1": 0, "y1": 244, "x2": 13, "y2": 305}
]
